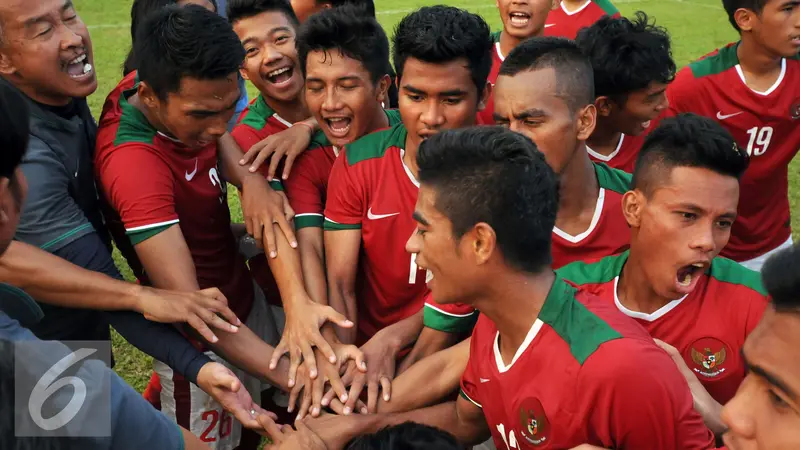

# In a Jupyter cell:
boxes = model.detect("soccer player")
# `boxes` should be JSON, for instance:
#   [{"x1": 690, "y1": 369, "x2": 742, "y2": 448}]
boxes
[
  {"x1": 300, "y1": 126, "x2": 716, "y2": 450},
  {"x1": 478, "y1": 0, "x2": 554, "y2": 125},
  {"x1": 95, "y1": 6, "x2": 341, "y2": 448},
  {"x1": 322, "y1": 5, "x2": 491, "y2": 412},
  {"x1": 721, "y1": 243, "x2": 800, "y2": 449},
  {"x1": 575, "y1": 12, "x2": 674, "y2": 173},
  {"x1": 543, "y1": 0, "x2": 620, "y2": 40},
  {"x1": 558, "y1": 113, "x2": 766, "y2": 436},
  {"x1": 665, "y1": 0, "x2": 800, "y2": 271}
]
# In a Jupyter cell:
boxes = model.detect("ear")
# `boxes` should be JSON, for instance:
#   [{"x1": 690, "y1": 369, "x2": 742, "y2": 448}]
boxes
[
  {"x1": 478, "y1": 82, "x2": 492, "y2": 113},
  {"x1": 471, "y1": 222, "x2": 497, "y2": 266},
  {"x1": 576, "y1": 103, "x2": 597, "y2": 141},
  {"x1": 621, "y1": 190, "x2": 645, "y2": 228},
  {"x1": 376, "y1": 74, "x2": 391, "y2": 102},
  {"x1": 239, "y1": 67, "x2": 250, "y2": 82},
  {"x1": 734, "y1": 8, "x2": 756, "y2": 32},
  {"x1": 138, "y1": 81, "x2": 161, "y2": 110},
  {"x1": 550, "y1": 0, "x2": 560, "y2": 11},
  {"x1": 0, "y1": 50, "x2": 16, "y2": 77},
  {"x1": 594, "y1": 96, "x2": 613, "y2": 118}
]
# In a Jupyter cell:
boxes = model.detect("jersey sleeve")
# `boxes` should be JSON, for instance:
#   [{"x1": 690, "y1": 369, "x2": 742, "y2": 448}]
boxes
[
  {"x1": 580, "y1": 339, "x2": 715, "y2": 450},
  {"x1": 664, "y1": 67, "x2": 701, "y2": 118},
  {"x1": 97, "y1": 144, "x2": 178, "y2": 245},
  {"x1": 744, "y1": 293, "x2": 769, "y2": 336},
  {"x1": 284, "y1": 150, "x2": 325, "y2": 229},
  {"x1": 424, "y1": 292, "x2": 478, "y2": 333},
  {"x1": 231, "y1": 122, "x2": 265, "y2": 153},
  {"x1": 323, "y1": 148, "x2": 364, "y2": 230},
  {"x1": 459, "y1": 326, "x2": 484, "y2": 410}
]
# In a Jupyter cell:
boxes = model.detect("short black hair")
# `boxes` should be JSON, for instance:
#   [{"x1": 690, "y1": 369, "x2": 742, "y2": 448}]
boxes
[
  {"x1": 631, "y1": 113, "x2": 750, "y2": 195},
  {"x1": 499, "y1": 37, "x2": 594, "y2": 114},
  {"x1": 575, "y1": 12, "x2": 675, "y2": 104},
  {"x1": 417, "y1": 126, "x2": 558, "y2": 273},
  {"x1": 392, "y1": 6, "x2": 493, "y2": 96},
  {"x1": 322, "y1": 0, "x2": 375, "y2": 17},
  {"x1": 346, "y1": 422, "x2": 461, "y2": 450},
  {"x1": 135, "y1": 5, "x2": 245, "y2": 100},
  {"x1": 762, "y1": 243, "x2": 800, "y2": 313},
  {"x1": 0, "y1": 84, "x2": 28, "y2": 181},
  {"x1": 227, "y1": 0, "x2": 299, "y2": 27},
  {"x1": 722, "y1": 0, "x2": 767, "y2": 31},
  {"x1": 297, "y1": 4, "x2": 389, "y2": 83}
]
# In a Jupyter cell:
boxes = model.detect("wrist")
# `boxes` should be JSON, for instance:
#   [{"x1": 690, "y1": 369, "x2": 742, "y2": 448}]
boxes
[
  {"x1": 375, "y1": 328, "x2": 403, "y2": 354},
  {"x1": 294, "y1": 121, "x2": 315, "y2": 134},
  {"x1": 126, "y1": 283, "x2": 148, "y2": 314}
]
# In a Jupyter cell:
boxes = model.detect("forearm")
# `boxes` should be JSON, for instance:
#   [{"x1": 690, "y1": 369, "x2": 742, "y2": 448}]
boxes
[
  {"x1": 327, "y1": 283, "x2": 357, "y2": 344},
  {"x1": 397, "y1": 327, "x2": 461, "y2": 375},
  {"x1": 298, "y1": 230, "x2": 328, "y2": 306},
  {"x1": 218, "y1": 132, "x2": 252, "y2": 189},
  {"x1": 0, "y1": 241, "x2": 141, "y2": 311},
  {"x1": 105, "y1": 310, "x2": 211, "y2": 385},
  {"x1": 266, "y1": 223, "x2": 313, "y2": 314},
  {"x1": 376, "y1": 309, "x2": 424, "y2": 355}
]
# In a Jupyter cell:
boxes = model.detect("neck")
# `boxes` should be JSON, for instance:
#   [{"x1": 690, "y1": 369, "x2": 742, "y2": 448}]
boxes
[
  {"x1": 365, "y1": 104, "x2": 390, "y2": 136},
  {"x1": 555, "y1": 148, "x2": 599, "y2": 224},
  {"x1": 618, "y1": 248, "x2": 674, "y2": 314},
  {"x1": 586, "y1": 118, "x2": 622, "y2": 156},
  {"x1": 474, "y1": 269, "x2": 556, "y2": 356},
  {"x1": 130, "y1": 94, "x2": 171, "y2": 138},
  {"x1": 499, "y1": 29, "x2": 540, "y2": 57},
  {"x1": 737, "y1": 37, "x2": 783, "y2": 77},
  {"x1": 10, "y1": 79, "x2": 73, "y2": 107},
  {"x1": 402, "y1": 134, "x2": 421, "y2": 179},
  {"x1": 264, "y1": 93, "x2": 309, "y2": 124}
]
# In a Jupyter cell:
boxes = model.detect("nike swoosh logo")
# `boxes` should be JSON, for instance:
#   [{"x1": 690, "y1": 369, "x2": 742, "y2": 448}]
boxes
[
  {"x1": 480, "y1": 378, "x2": 491, "y2": 383},
  {"x1": 544, "y1": 24, "x2": 555, "y2": 28},
  {"x1": 367, "y1": 208, "x2": 400, "y2": 220},
  {"x1": 185, "y1": 158, "x2": 198, "y2": 181},
  {"x1": 716, "y1": 111, "x2": 743, "y2": 120}
]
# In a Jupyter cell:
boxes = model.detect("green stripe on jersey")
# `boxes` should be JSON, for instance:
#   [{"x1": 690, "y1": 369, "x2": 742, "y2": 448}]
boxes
[
  {"x1": 269, "y1": 180, "x2": 284, "y2": 192},
  {"x1": 239, "y1": 95, "x2": 277, "y2": 132},
  {"x1": 323, "y1": 219, "x2": 361, "y2": 231},
  {"x1": 127, "y1": 223, "x2": 175, "y2": 245},
  {"x1": 538, "y1": 277, "x2": 622, "y2": 365},
  {"x1": 708, "y1": 257, "x2": 768, "y2": 296},
  {"x1": 424, "y1": 304, "x2": 478, "y2": 333},
  {"x1": 295, "y1": 214, "x2": 324, "y2": 229},
  {"x1": 114, "y1": 87, "x2": 158, "y2": 147},
  {"x1": 594, "y1": 162, "x2": 631, "y2": 194},
  {"x1": 689, "y1": 43, "x2": 739, "y2": 79},
  {"x1": 491, "y1": 30, "x2": 501, "y2": 43},
  {"x1": 345, "y1": 123, "x2": 407, "y2": 166},
  {"x1": 385, "y1": 109, "x2": 403, "y2": 127},
  {"x1": 557, "y1": 251, "x2": 628, "y2": 286},
  {"x1": 594, "y1": 0, "x2": 620, "y2": 16},
  {"x1": 460, "y1": 389, "x2": 482, "y2": 408}
]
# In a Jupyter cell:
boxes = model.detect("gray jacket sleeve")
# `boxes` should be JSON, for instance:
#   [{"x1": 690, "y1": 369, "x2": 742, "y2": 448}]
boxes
[{"x1": 17, "y1": 136, "x2": 94, "y2": 251}]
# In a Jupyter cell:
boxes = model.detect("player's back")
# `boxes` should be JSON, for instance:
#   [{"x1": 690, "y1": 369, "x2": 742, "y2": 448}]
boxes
[
  {"x1": 666, "y1": 43, "x2": 800, "y2": 263},
  {"x1": 460, "y1": 277, "x2": 715, "y2": 449}
]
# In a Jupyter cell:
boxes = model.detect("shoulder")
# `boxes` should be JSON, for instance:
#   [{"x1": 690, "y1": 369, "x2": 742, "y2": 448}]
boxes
[
  {"x1": 688, "y1": 43, "x2": 740, "y2": 79},
  {"x1": 236, "y1": 94, "x2": 275, "y2": 131},
  {"x1": 344, "y1": 123, "x2": 407, "y2": 167},
  {"x1": 594, "y1": 162, "x2": 631, "y2": 194},
  {"x1": 558, "y1": 252, "x2": 627, "y2": 286},
  {"x1": 707, "y1": 257, "x2": 768, "y2": 297},
  {"x1": 491, "y1": 30, "x2": 502, "y2": 43},
  {"x1": 578, "y1": 335, "x2": 674, "y2": 389},
  {"x1": 593, "y1": 0, "x2": 620, "y2": 16}
]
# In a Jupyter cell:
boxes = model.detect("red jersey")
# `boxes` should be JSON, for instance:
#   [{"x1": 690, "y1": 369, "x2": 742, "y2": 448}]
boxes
[
  {"x1": 665, "y1": 43, "x2": 800, "y2": 262},
  {"x1": 543, "y1": 0, "x2": 621, "y2": 40},
  {"x1": 285, "y1": 110, "x2": 403, "y2": 230},
  {"x1": 95, "y1": 72, "x2": 254, "y2": 321},
  {"x1": 586, "y1": 131, "x2": 647, "y2": 173},
  {"x1": 424, "y1": 162, "x2": 631, "y2": 333},
  {"x1": 477, "y1": 31, "x2": 505, "y2": 126},
  {"x1": 231, "y1": 94, "x2": 293, "y2": 152},
  {"x1": 323, "y1": 123, "x2": 428, "y2": 343},
  {"x1": 460, "y1": 277, "x2": 715, "y2": 449},
  {"x1": 558, "y1": 251, "x2": 768, "y2": 405}
]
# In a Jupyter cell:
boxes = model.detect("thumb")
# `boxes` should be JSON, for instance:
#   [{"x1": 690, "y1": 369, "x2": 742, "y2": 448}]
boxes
[
  {"x1": 212, "y1": 369, "x2": 241, "y2": 392},
  {"x1": 325, "y1": 307, "x2": 353, "y2": 328}
]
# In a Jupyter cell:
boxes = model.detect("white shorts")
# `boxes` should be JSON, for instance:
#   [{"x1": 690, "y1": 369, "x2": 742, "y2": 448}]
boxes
[
  {"x1": 739, "y1": 236, "x2": 794, "y2": 272},
  {"x1": 473, "y1": 439, "x2": 497, "y2": 450},
  {"x1": 155, "y1": 283, "x2": 279, "y2": 450}
]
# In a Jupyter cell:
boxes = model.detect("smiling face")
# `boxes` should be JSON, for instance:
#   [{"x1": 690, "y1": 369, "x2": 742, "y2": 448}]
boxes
[
  {"x1": 233, "y1": 11, "x2": 303, "y2": 104},
  {"x1": 722, "y1": 307, "x2": 800, "y2": 450},
  {"x1": 0, "y1": 0, "x2": 96, "y2": 105},
  {"x1": 623, "y1": 166, "x2": 739, "y2": 299},
  {"x1": 398, "y1": 57, "x2": 485, "y2": 154},
  {"x1": 599, "y1": 81, "x2": 669, "y2": 136},
  {"x1": 496, "y1": 0, "x2": 554, "y2": 40},
  {"x1": 304, "y1": 49, "x2": 388, "y2": 147},
  {"x1": 740, "y1": 0, "x2": 800, "y2": 58}
]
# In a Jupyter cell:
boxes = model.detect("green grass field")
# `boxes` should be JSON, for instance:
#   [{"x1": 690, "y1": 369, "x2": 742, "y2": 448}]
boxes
[{"x1": 72, "y1": 0, "x2": 800, "y2": 392}]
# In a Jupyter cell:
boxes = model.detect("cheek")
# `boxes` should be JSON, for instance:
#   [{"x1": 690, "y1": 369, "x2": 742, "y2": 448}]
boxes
[{"x1": 444, "y1": 102, "x2": 477, "y2": 128}]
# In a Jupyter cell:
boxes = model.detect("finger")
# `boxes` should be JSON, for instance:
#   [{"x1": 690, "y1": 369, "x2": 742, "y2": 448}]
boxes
[
  {"x1": 269, "y1": 341, "x2": 288, "y2": 371},
  {"x1": 281, "y1": 151, "x2": 298, "y2": 180},
  {"x1": 195, "y1": 306, "x2": 239, "y2": 334},
  {"x1": 267, "y1": 147, "x2": 285, "y2": 181},
  {"x1": 187, "y1": 314, "x2": 218, "y2": 343},
  {"x1": 310, "y1": 374, "x2": 325, "y2": 418},
  {"x1": 321, "y1": 385, "x2": 338, "y2": 408},
  {"x1": 325, "y1": 308, "x2": 354, "y2": 330},
  {"x1": 272, "y1": 213, "x2": 298, "y2": 250},
  {"x1": 367, "y1": 380, "x2": 379, "y2": 414},
  {"x1": 202, "y1": 301, "x2": 241, "y2": 331},
  {"x1": 327, "y1": 397, "x2": 346, "y2": 415},
  {"x1": 345, "y1": 374, "x2": 366, "y2": 415},
  {"x1": 255, "y1": 412, "x2": 284, "y2": 440},
  {"x1": 288, "y1": 347, "x2": 302, "y2": 388},
  {"x1": 312, "y1": 334, "x2": 338, "y2": 366},
  {"x1": 249, "y1": 141, "x2": 276, "y2": 173},
  {"x1": 253, "y1": 219, "x2": 268, "y2": 256},
  {"x1": 326, "y1": 368, "x2": 349, "y2": 405},
  {"x1": 198, "y1": 287, "x2": 230, "y2": 306},
  {"x1": 239, "y1": 143, "x2": 262, "y2": 166},
  {"x1": 264, "y1": 220, "x2": 278, "y2": 259},
  {"x1": 297, "y1": 382, "x2": 313, "y2": 421},
  {"x1": 300, "y1": 343, "x2": 319, "y2": 380},
  {"x1": 355, "y1": 398, "x2": 368, "y2": 415},
  {"x1": 280, "y1": 192, "x2": 296, "y2": 222},
  {"x1": 380, "y1": 376, "x2": 392, "y2": 403},
  {"x1": 288, "y1": 379, "x2": 303, "y2": 414}
]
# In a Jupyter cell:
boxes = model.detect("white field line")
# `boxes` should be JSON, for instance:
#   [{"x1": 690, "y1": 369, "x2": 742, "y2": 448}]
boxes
[{"x1": 86, "y1": 0, "x2": 721, "y2": 30}]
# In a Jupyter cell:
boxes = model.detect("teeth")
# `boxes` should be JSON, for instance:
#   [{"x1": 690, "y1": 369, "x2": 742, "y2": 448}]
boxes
[
  {"x1": 83, "y1": 63, "x2": 92, "y2": 74},
  {"x1": 679, "y1": 273, "x2": 693, "y2": 287},
  {"x1": 692, "y1": 263, "x2": 704, "y2": 268},
  {"x1": 69, "y1": 55, "x2": 86, "y2": 65},
  {"x1": 268, "y1": 67, "x2": 290, "y2": 77}
]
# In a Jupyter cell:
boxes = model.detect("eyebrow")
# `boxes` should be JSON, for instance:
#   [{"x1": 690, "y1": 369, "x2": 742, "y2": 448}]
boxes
[
  {"x1": 306, "y1": 76, "x2": 362, "y2": 83},
  {"x1": 402, "y1": 85, "x2": 467, "y2": 97},
  {"x1": 188, "y1": 97, "x2": 239, "y2": 115},
  {"x1": 412, "y1": 211, "x2": 430, "y2": 227},
  {"x1": 241, "y1": 27, "x2": 291, "y2": 47},
  {"x1": 513, "y1": 108, "x2": 547, "y2": 120},
  {"x1": 675, "y1": 202, "x2": 737, "y2": 220},
  {"x1": 24, "y1": 0, "x2": 74, "y2": 27},
  {"x1": 743, "y1": 352, "x2": 798, "y2": 401}
]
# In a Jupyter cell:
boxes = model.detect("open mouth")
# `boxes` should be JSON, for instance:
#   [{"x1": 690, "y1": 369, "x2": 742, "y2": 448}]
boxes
[
  {"x1": 509, "y1": 12, "x2": 531, "y2": 27},
  {"x1": 674, "y1": 262, "x2": 707, "y2": 294},
  {"x1": 265, "y1": 66, "x2": 294, "y2": 87},
  {"x1": 641, "y1": 120, "x2": 651, "y2": 129},
  {"x1": 63, "y1": 54, "x2": 93, "y2": 79},
  {"x1": 324, "y1": 117, "x2": 352, "y2": 138}
]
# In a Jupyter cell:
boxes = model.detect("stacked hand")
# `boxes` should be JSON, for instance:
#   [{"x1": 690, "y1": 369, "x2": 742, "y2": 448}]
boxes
[{"x1": 196, "y1": 362, "x2": 278, "y2": 433}]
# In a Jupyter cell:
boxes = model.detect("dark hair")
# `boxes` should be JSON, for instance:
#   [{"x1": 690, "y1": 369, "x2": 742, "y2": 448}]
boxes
[
  {"x1": 0, "y1": 85, "x2": 28, "y2": 181},
  {"x1": 722, "y1": 0, "x2": 767, "y2": 31},
  {"x1": 297, "y1": 4, "x2": 389, "y2": 83},
  {"x1": 323, "y1": 0, "x2": 375, "y2": 17},
  {"x1": 499, "y1": 37, "x2": 594, "y2": 114},
  {"x1": 227, "y1": 0, "x2": 299, "y2": 26},
  {"x1": 346, "y1": 422, "x2": 461, "y2": 450},
  {"x1": 575, "y1": 12, "x2": 675, "y2": 104},
  {"x1": 631, "y1": 113, "x2": 750, "y2": 194},
  {"x1": 135, "y1": 5, "x2": 245, "y2": 100},
  {"x1": 392, "y1": 6, "x2": 493, "y2": 96},
  {"x1": 124, "y1": 0, "x2": 219, "y2": 75},
  {"x1": 762, "y1": 243, "x2": 800, "y2": 313},
  {"x1": 417, "y1": 126, "x2": 558, "y2": 273}
]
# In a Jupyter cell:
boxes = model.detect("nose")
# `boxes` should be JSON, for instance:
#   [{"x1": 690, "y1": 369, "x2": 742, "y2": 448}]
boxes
[
  {"x1": 406, "y1": 229, "x2": 421, "y2": 255},
  {"x1": 206, "y1": 117, "x2": 229, "y2": 140},
  {"x1": 322, "y1": 86, "x2": 343, "y2": 112},
  {"x1": 59, "y1": 23, "x2": 84, "y2": 51},
  {"x1": 263, "y1": 44, "x2": 282, "y2": 67},
  {"x1": 690, "y1": 222, "x2": 716, "y2": 254},
  {"x1": 654, "y1": 93, "x2": 669, "y2": 113},
  {"x1": 720, "y1": 381, "x2": 757, "y2": 443},
  {"x1": 420, "y1": 100, "x2": 445, "y2": 129}
]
